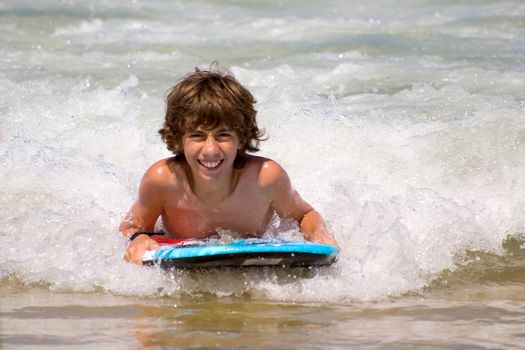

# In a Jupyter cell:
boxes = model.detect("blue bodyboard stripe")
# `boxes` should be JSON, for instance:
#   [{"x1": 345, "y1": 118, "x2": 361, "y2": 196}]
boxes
[{"x1": 152, "y1": 240, "x2": 339, "y2": 260}]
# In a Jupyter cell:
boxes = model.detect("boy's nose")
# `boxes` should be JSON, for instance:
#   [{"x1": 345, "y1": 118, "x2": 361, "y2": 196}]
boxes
[{"x1": 203, "y1": 135, "x2": 219, "y2": 154}]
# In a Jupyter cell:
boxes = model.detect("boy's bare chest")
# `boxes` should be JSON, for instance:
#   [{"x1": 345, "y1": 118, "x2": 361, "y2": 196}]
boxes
[{"x1": 161, "y1": 188, "x2": 272, "y2": 239}]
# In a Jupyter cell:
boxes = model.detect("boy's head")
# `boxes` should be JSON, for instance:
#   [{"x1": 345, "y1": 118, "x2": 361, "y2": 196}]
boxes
[{"x1": 159, "y1": 68, "x2": 265, "y2": 162}]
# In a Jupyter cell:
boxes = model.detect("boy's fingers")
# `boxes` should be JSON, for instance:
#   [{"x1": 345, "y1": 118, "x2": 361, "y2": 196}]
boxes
[
  {"x1": 149, "y1": 239, "x2": 161, "y2": 251},
  {"x1": 122, "y1": 236, "x2": 158, "y2": 265}
]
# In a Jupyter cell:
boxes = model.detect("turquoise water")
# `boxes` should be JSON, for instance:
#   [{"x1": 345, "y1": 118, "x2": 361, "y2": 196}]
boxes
[{"x1": 1, "y1": 0, "x2": 525, "y2": 348}]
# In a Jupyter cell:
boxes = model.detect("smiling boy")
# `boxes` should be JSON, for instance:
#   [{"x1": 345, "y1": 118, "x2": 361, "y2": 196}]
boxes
[{"x1": 120, "y1": 68, "x2": 338, "y2": 264}]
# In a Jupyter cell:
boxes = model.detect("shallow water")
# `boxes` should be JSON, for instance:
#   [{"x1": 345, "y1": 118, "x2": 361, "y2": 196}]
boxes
[
  {"x1": 3, "y1": 281, "x2": 525, "y2": 349},
  {"x1": 1, "y1": 0, "x2": 525, "y2": 348}
]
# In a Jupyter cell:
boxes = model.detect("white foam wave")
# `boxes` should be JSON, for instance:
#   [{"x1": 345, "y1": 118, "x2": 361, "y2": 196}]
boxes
[{"x1": 53, "y1": 18, "x2": 105, "y2": 36}]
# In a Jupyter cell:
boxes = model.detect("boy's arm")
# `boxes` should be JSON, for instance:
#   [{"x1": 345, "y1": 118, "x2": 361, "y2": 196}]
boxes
[
  {"x1": 265, "y1": 161, "x2": 339, "y2": 247},
  {"x1": 299, "y1": 209, "x2": 339, "y2": 247},
  {"x1": 120, "y1": 163, "x2": 167, "y2": 264},
  {"x1": 120, "y1": 166, "x2": 166, "y2": 236}
]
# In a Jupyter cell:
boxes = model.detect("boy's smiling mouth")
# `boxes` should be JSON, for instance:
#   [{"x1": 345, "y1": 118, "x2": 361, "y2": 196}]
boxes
[{"x1": 198, "y1": 159, "x2": 224, "y2": 169}]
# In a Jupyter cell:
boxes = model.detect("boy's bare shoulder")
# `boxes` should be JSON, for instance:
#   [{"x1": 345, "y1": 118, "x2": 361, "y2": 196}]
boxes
[
  {"x1": 243, "y1": 155, "x2": 289, "y2": 188},
  {"x1": 142, "y1": 157, "x2": 186, "y2": 188}
]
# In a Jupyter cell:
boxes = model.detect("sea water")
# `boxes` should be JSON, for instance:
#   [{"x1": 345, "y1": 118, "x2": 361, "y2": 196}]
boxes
[{"x1": 1, "y1": 0, "x2": 525, "y2": 348}]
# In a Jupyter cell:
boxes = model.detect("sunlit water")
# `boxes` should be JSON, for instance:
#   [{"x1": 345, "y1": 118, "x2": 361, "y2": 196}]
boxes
[{"x1": 1, "y1": 0, "x2": 525, "y2": 348}]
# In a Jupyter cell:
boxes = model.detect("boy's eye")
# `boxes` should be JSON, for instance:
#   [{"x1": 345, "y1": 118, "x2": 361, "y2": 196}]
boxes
[
  {"x1": 217, "y1": 132, "x2": 233, "y2": 139},
  {"x1": 188, "y1": 132, "x2": 205, "y2": 139}
]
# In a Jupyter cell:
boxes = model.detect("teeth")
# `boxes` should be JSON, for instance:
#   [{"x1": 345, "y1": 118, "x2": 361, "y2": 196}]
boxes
[{"x1": 201, "y1": 160, "x2": 221, "y2": 168}]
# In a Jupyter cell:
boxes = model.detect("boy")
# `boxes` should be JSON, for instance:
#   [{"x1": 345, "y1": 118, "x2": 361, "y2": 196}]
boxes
[{"x1": 121, "y1": 67, "x2": 338, "y2": 264}]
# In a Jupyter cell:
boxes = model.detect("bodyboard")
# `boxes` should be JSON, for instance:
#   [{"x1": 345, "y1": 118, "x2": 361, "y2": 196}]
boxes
[{"x1": 142, "y1": 237, "x2": 339, "y2": 268}]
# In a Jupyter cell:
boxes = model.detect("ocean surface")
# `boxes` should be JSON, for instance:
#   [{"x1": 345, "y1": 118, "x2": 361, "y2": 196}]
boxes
[{"x1": 1, "y1": 0, "x2": 525, "y2": 348}]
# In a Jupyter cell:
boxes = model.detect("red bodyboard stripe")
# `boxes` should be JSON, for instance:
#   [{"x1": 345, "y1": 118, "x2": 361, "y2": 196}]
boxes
[{"x1": 152, "y1": 236, "x2": 192, "y2": 245}]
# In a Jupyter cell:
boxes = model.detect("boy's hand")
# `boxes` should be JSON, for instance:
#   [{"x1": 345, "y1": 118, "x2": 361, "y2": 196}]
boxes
[
  {"x1": 123, "y1": 235, "x2": 160, "y2": 265},
  {"x1": 310, "y1": 230, "x2": 340, "y2": 249}
]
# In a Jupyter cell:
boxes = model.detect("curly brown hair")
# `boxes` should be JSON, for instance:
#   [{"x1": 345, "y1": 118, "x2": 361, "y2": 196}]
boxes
[{"x1": 159, "y1": 67, "x2": 265, "y2": 163}]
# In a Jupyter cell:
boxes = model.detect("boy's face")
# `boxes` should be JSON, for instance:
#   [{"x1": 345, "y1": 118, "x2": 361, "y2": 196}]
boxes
[{"x1": 181, "y1": 124, "x2": 241, "y2": 182}]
